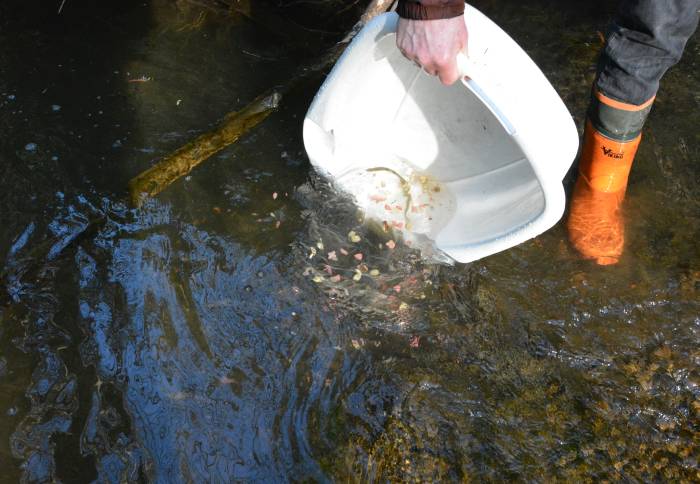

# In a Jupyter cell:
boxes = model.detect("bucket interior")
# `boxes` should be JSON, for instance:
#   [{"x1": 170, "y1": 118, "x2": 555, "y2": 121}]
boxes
[{"x1": 306, "y1": 33, "x2": 546, "y2": 246}]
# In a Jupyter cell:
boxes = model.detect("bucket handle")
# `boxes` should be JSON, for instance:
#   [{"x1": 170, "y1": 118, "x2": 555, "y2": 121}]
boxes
[{"x1": 456, "y1": 52, "x2": 516, "y2": 136}]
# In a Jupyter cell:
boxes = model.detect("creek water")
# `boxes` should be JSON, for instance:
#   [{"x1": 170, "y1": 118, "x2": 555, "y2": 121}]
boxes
[{"x1": 1, "y1": 0, "x2": 698, "y2": 481}]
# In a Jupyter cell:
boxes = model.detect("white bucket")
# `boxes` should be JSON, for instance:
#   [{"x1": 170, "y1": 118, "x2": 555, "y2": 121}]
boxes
[{"x1": 303, "y1": 7, "x2": 579, "y2": 263}]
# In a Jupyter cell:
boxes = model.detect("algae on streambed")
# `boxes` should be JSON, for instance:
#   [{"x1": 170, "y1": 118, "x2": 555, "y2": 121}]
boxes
[{"x1": 0, "y1": 0, "x2": 698, "y2": 482}]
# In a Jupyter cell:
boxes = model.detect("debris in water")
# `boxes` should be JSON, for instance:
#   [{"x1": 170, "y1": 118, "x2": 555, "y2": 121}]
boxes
[
  {"x1": 340, "y1": 248, "x2": 349, "y2": 256},
  {"x1": 348, "y1": 231, "x2": 361, "y2": 243},
  {"x1": 323, "y1": 264, "x2": 333, "y2": 275},
  {"x1": 409, "y1": 335, "x2": 420, "y2": 348},
  {"x1": 353, "y1": 269, "x2": 362, "y2": 281},
  {"x1": 369, "y1": 269, "x2": 380, "y2": 276},
  {"x1": 386, "y1": 240, "x2": 396, "y2": 249},
  {"x1": 275, "y1": 220, "x2": 281, "y2": 229},
  {"x1": 597, "y1": 30, "x2": 606, "y2": 44},
  {"x1": 316, "y1": 241, "x2": 324, "y2": 250},
  {"x1": 128, "y1": 76, "x2": 152, "y2": 83},
  {"x1": 330, "y1": 274, "x2": 342, "y2": 283},
  {"x1": 354, "y1": 253, "x2": 363, "y2": 261},
  {"x1": 393, "y1": 284, "x2": 401, "y2": 293},
  {"x1": 272, "y1": 192, "x2": 278, "y2": 200},
  {"x1": 308, "y1": 247, "x2": 317, "y2": 259},
  {"x1": 312, "y1": 275, "x2": 324, "y2": 283},
  {"x1": 327, "y1": 251, "x2": 338, "y2": 261}
]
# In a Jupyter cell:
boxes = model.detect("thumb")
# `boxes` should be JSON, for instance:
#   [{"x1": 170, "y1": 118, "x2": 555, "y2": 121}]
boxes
[{"x1": 437, "y1": 56, "x2": 461, "y2": 86}]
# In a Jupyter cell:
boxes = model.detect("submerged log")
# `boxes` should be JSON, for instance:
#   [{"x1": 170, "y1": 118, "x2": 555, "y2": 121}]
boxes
[
  {"x1": 128, "y1": 0, "x2": 394, "y2": 206},
  {"x1": 128, "y1": 91, "x2": 281, "y2": 206}
]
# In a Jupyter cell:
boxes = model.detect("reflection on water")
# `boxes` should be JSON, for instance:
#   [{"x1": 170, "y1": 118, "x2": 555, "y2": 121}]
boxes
[{"x1": 1, "y1": 0, "x2": 699, "y2": 482}]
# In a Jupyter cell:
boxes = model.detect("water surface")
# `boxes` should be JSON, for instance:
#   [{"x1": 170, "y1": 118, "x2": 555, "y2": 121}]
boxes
[{"x1": 1, "y1": 0, "x2": 698, "y2": 481}]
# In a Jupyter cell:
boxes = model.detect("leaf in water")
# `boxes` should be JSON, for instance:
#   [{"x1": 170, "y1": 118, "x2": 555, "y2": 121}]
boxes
[
  {"x1": 272, "y1": 192, "x2": 278, "y2": 199},
  {"x1": 340, "y1": 248, "x2": 349, "y2": 256},
  {"x1": 369, "y1": 269, "x2": 380, "y2": 276},
  {"x1": 317, "y1": 241, "x2": 325, "y2": 250},
  {"x1": 385, "y1": 240, "x2": 396, "y2": 249},
  {"x1": 353, "y1": 269, "x2": 362, "y2": 282},
  {"x1": 348, "y1": 231, "x2": 361, "y2": 243},
  {"x1": 354, "y1": 253, "x2": 363, "y2": 261},
  {"x1": 312, "y1": 275, "x2": 324, "y2": 283}
]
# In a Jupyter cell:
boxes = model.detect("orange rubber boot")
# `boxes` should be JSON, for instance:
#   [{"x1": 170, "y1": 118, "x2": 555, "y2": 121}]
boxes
[{"x1": 566, "y1": 121, "x2": 640, "y2": 265}]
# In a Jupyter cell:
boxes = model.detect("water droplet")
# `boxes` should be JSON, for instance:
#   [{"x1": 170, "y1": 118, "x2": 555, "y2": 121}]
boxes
[{"x1": 24, "y1": 142, "x2": 37, "y2": 152}]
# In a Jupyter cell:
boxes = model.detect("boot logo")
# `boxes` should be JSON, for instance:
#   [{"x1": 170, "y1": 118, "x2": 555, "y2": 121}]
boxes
[{"x1": 602, "y1": 147, "x2": 624, "y2": 159}]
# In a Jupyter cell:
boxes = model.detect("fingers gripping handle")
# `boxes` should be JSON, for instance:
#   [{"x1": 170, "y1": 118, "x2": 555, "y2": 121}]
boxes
[{"x1": 456, "y1": 52, "x2": 516, "y2": 136}]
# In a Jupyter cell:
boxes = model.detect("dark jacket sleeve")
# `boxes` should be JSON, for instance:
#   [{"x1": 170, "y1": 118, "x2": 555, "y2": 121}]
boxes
[{"x1": 396, "y1": 0, "x2": 465, "y2": 20}]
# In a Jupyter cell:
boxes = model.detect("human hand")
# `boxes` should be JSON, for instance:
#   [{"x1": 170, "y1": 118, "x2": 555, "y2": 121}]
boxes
[{"x1": 396, "y1": 15, "x2": 468, "y2": 85}]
